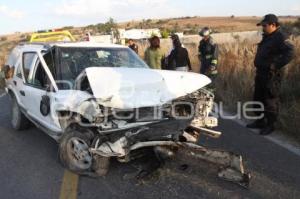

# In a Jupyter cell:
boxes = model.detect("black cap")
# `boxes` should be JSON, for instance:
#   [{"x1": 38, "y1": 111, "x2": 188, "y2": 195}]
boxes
[{"x1": 257, "y1": 14, "x2": 279, "y2": 26}]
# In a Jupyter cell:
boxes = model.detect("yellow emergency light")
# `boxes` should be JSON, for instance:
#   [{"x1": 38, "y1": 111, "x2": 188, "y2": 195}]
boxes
[{"x1": 29, "y1": 30, "x2": 75, "y2": 42}]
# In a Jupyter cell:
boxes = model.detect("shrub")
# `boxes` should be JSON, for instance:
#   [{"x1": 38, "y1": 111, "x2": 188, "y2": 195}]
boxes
[
  {"x1": 0, "y1": 37, "x2": 7, "y2": 42},
  {"x1": 161, "y1": 29, "x2": 170, "y2": 39}
]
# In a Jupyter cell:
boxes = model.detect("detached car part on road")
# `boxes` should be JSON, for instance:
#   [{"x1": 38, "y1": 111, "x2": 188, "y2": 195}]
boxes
[{"x1": 4, "y1": 42, "x2": 250, "y2": 188}]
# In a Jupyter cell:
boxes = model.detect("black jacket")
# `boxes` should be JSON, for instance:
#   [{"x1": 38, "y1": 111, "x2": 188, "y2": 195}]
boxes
[
  {"x1": 254, "y1": 28, "x2": 294, "y2": 72},
  {"x1": 198, "y1": 37, "x2": 218, "y2": 67},
  {"x1": 167, "y1": 47, "x2": 191, "y2": 70}
]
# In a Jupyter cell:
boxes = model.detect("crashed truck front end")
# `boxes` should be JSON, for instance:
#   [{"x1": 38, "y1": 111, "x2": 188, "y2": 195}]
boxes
[
  {"x1": 55, "y1": 67, "x2": 250, "y2": 188},
  {"x1": 88, "y1": 89, "x2": 217, "y2": 157}
]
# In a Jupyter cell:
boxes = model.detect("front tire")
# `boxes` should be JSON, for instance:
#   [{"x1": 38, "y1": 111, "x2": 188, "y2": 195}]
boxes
[
  {"x1": 10, "y1": 95, "x2": 30, "y2": 130},
  {"x1": 59, "y1": 130, "x2": 93, "y2": 173}
]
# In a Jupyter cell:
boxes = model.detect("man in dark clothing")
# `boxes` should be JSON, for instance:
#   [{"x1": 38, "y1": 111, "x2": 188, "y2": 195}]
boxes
[
  {"x1": 198, "y1": 27, "x2": 218, "y2": 77},
  {"x1": 128, "y1": 39, "x2": 139, "y2": 54},
  {"x1": 246, "y1": 14, "x2": 294, "y2": 135},
  {"x1": 167, "y1": 36, "x2": 192, "y2": 71}
]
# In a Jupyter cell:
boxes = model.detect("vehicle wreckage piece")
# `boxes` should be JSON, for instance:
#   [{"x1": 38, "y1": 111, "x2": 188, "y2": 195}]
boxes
[
  {"x1": 90, "y1": 136, "x2": 250, "y2": 188},
  {"x1": 171, "y1": 142, "x2": 251, "y2": 188}
]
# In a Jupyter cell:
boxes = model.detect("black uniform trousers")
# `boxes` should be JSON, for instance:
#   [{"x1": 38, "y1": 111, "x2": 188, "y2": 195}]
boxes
[{"x1": 253, "y1": 69, "x2": 282, "y2": 125}]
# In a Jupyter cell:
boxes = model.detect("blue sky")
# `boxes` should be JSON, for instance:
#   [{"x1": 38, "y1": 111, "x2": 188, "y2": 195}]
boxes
[{"x1": 0, "y1": 0, "x2": 299, "y2": 35}]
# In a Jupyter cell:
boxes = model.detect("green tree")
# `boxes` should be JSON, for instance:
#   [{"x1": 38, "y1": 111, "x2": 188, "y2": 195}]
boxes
[{"x1": 96, "y1": 18, "x2": 118, "y2": 34}]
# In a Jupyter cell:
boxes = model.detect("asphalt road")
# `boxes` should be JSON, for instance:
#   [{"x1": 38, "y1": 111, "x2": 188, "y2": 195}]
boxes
[{"x1": 0, "y1": 93, "x2": 300, "y2": 199}]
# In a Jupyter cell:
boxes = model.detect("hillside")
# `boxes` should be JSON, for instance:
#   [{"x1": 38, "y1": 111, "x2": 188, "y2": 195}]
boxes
[{"x1": 118, "y1": 16, "x2": 298, "y2": 34}]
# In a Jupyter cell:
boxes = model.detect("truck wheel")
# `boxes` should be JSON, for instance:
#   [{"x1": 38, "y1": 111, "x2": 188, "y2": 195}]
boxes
[
  {"x1": 59, "y1": 130, "x2": 93, "y2": 173},
  {"x1": 11, "y1": 95, "x2": 30, "y2": 130}
]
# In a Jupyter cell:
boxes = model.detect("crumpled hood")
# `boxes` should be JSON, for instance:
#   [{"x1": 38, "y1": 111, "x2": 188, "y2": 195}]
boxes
[{"x1": 84, "y1": 67, "x2": 211, "y2": 109}]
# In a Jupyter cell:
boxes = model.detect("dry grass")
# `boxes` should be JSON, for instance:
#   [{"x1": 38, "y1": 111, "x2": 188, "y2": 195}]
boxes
[
  {"x1": 0, "y1": 48, "x2": 7, "y2": 89},
  {"x1": 277, "y1": 38, "x2": 300, "y2": 139},
  {"x1": 215, "y1": 41, "x2": 258, "y2": 104},
  {"x1": 0, "y1": 38, "x2": 21, "y2": 88}
]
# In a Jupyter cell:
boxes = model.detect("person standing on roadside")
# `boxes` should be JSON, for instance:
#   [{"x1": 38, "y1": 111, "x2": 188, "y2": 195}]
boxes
[
  {"x1": 144, "y1": 36, "x2": 165, "y2": 69},
  {"x1": 128, "y1": 39, "x2": 139, "y2": 54},
  {"x1": 198, "y1": 27, "x2": 218, "y2": 78},
  {"x1": 246, "y1": 14, "x2": 294, "y2": 135},
  {"x1": 167, "y1": 35, "x2": 192, "y2": 71}
]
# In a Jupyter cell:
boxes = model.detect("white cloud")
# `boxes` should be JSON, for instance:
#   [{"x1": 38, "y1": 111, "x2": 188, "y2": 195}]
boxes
[
  {"x1": 53, "y1": 0, "x2": 182, "y2": 21},
  {"x1": 290, "y1": 5, "x2": 300, "y2": 12},
  {"x1": 0, "y1": 5, "x2": 25, "y2": 19},
  {"x1": 54, "y1": 0, "x2": 111, "y2": 17}
]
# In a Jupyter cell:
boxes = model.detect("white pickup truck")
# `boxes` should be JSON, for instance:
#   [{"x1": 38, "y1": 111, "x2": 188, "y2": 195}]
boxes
[{"x1": 4, "y1": 41, "x2": 250, "y2": 187}]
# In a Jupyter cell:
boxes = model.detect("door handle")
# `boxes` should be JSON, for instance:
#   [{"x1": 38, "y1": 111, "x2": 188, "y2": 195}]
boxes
[
  {"x1": 20, "y1": 90, "x2": 25, "y2": 96},
  {"x1": 13, "y1": 80, "x2": 17, "y2": 86}
]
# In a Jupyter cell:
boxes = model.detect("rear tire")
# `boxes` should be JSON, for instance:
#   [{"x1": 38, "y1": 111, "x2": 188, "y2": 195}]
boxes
[{"x1": 10, "y1": 95, "x2": 30, "y2": 130}]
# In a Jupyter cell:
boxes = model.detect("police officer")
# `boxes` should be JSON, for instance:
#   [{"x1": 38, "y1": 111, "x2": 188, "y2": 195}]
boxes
[
  {"x1": 246, "y1": 14, "x2": 294, "y2": 135},
  {"x1": 198, "y1": 27, "x2": 218, "y2": 78}
]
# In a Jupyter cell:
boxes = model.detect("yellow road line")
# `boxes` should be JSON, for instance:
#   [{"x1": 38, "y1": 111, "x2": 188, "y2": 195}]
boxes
[{"x1": 59, "y1": 170, "x2": 79, "y2": 199}]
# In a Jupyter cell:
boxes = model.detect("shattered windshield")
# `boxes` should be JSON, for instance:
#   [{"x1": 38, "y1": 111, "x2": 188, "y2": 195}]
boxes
[{"x1": 57, "y1": 47, "x2": 149, "y2": 82}]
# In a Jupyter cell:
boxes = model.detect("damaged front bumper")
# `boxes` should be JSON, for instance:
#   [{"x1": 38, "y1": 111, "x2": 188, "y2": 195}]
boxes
[{"x1": 89, "y1": 117, "x2": 251, "y2": 188}]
